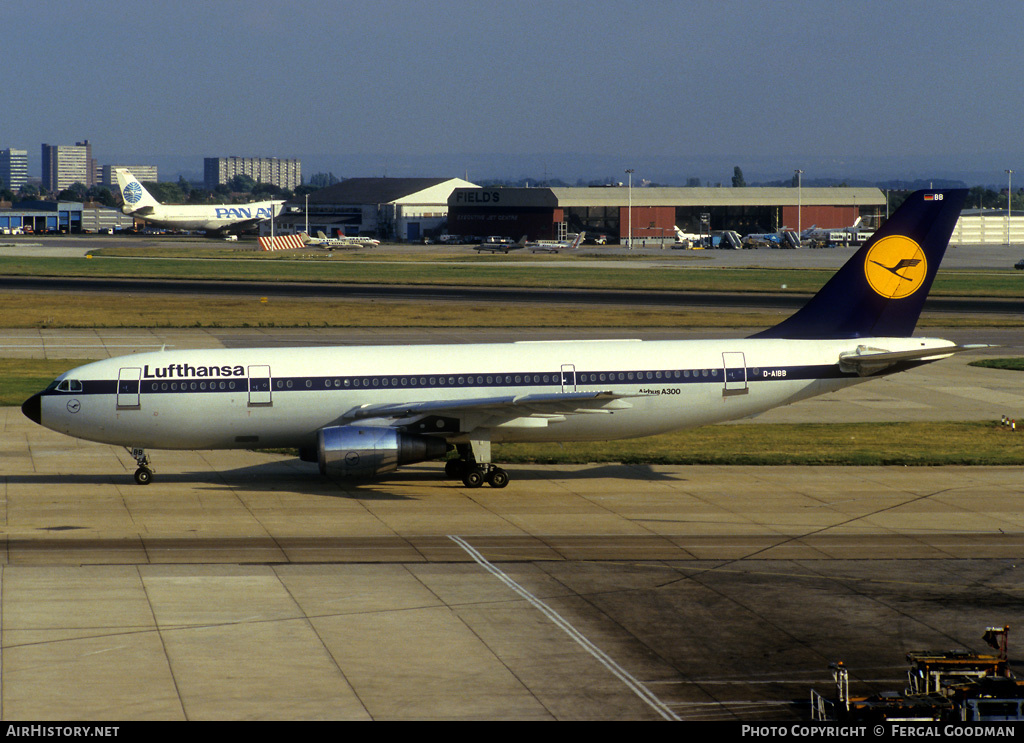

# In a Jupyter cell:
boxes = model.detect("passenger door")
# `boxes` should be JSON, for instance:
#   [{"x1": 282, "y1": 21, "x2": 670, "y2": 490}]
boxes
[
  {"x1": 117, "y1": 367, "x2": 142, "y2": 409},
  {"x1": 247, "y1": 365, "x2": 272, "y2": 406},
  {"x1": 722, "y1": 352, "x2": 748, "y2": 396},
  {"x1": 560, "y1": 364, "x2": 577, "y2": 393}
]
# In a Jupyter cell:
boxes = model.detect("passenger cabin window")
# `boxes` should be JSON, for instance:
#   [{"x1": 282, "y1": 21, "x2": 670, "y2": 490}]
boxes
[{"x1": 56, "y1": 379, "x2": 83, "y2": 392}]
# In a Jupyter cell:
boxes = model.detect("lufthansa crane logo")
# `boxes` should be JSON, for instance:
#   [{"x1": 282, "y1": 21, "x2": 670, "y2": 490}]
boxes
[
  {"x1": 123, "y1": 182, "x2": 143, "y2": 205},
  {"x1": 864, "y1": 235, "x2": 928, "y2": 299}
]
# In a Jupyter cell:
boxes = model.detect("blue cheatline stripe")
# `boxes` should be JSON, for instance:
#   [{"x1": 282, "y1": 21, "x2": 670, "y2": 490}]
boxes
[{"x1": 48, "y1": 364, "x2": 854, "y2": 397}]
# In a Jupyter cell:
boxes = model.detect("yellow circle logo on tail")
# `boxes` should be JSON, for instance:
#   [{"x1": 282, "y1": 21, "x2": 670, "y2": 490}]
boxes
[{"x1": 864, "y1": 235, "x2": 928, "y2": 299}]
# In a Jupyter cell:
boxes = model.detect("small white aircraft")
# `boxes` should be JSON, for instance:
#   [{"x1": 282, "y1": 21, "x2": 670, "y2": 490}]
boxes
[
  {"x1": 116, "y1": 169, "x2": 284, "y2": 234},
  {"x1": 673, "y1": 225, "x2": 704, "y2": 248},
  {"x1": 529, "y1": 232, "x2": 585, "y2": 253},
  {"x1": 302, "y1": 231, "x2": 380, "y2": 249},
  {"x1": 23, "y1": 190, "x2": 979, "y2": 489},
  {"x1": 474, "y1": 236, "x2": 527, "y2": 253}
]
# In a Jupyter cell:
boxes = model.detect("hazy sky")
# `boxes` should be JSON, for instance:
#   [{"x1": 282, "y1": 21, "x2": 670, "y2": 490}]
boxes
[{"x1": 5, "y1": 0, "x2": 1023, "y2": 181}]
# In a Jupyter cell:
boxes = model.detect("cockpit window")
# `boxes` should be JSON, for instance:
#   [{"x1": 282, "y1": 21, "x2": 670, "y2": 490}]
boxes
[{"x1": 55, "y1": 379, "x2": 83, "y2": 392}]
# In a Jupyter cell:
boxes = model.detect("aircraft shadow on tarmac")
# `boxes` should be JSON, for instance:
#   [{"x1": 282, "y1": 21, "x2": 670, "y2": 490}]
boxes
[
  {"x1": 5, "y1": 460, "x2": 685, "y2": 496},
  {"x1": 201, "y1": 460, "x2": 687, "y2": 493}
]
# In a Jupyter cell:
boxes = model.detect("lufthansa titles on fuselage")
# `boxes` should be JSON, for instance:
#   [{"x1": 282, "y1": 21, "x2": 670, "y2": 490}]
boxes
[{"x1": 143, "y1": 363, "x2": 246, "y2": 379}]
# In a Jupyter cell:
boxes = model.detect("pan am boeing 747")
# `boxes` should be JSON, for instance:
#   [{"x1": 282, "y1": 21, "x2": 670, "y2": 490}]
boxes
[
  {"x1": 23, "y1": 190, "x2": 978, "y2": 488},
  {"x1": 116, "y1": 168, "x2": 284, "y2": 234}
]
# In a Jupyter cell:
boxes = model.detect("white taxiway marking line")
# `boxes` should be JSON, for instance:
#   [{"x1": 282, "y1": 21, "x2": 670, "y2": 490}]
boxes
[{"x1": 449, "y1": 534, "x2": 680, "y2": 721}]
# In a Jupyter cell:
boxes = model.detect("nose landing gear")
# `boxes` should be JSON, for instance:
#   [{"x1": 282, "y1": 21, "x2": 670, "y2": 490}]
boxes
[{"x1": 128, "y1": 447, "x2": 154, "y2": 485}]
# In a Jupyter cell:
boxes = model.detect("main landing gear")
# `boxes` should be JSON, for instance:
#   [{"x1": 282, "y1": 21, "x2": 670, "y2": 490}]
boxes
[
  {"x1": 128, "y1": 447, "x2": 154, "y2": 485},
  {"x1": 445, "y1": 442, "x2": 509, "y2": 488},
  {"x1": 445, "y1": 458, "x2": 509, "y2": 488}
]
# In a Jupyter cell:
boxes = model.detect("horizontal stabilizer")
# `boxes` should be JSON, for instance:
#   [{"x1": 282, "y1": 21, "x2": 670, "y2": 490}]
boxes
[{"x1": 838, "y1": 344, "x2": 994, "y2": 376}]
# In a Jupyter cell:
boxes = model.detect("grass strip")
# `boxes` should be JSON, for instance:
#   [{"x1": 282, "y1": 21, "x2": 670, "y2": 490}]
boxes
[
  {"x1": 0, "y1": 293, "x2": 783, "y2": 329},
  {"x1": 0, "y1": 359, "x2": 97, "y2": 406},
  {"x1": 0, "y1": 292, "x2": 1016, "y2": 330},
  {"x1": 493, "y1": 421, "x2": 1024, "y2": 466},
  {"x1": 1, "y1": 254, "x2": 1021, "y2": 297},
  {"x1": 969, "y1": 358, "x2": 1024, "y2": 372}
]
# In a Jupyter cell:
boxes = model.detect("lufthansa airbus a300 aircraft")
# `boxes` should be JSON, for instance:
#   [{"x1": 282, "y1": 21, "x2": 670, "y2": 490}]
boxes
[{"x1": 23, "y1": 190, "x2": 977, "y2": 487}]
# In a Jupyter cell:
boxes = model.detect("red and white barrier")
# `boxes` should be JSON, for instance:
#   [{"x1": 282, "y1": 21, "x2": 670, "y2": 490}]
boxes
[{"x1": 258, "y1": 234, "x2": 307, "y2": 251}]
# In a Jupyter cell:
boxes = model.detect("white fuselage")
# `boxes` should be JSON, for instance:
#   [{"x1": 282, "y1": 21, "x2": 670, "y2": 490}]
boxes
[
  {"x1": 125, "y1": 201, "x2": 284, "y2": 232},
  {"x1": 34, "y1": 336, "x2": 951, "y2": 452}
]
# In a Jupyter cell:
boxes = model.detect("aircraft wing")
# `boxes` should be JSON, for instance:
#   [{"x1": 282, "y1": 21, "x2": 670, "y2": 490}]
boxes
[
  {"x1": 838, "y1": 345, "x2": 994, "y2": 376},
  {"x1": 231, "y1": 218, "x2": 263, "y2": 230},
  {"x1": 338, "y1": 390, "x2": 635, "y2": 427}
]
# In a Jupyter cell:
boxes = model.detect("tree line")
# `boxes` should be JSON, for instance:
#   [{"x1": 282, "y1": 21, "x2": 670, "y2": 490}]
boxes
[
  {"x1": 0, "y1": 172, "x2": 346, "y2": 207},
  {"x1": 1, "y1": 180, "x2": 120, "y2": 205}
]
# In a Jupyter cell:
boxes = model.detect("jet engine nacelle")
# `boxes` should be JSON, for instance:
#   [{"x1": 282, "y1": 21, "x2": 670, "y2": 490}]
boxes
[{"x1": 317, "y1": 425, "x2": 448, "y2": 478}]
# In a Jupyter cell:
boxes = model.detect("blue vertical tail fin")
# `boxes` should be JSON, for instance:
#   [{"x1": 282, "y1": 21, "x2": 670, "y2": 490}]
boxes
[{"x1": 753, "y1": 189, "x2": 967, "y2": 339}]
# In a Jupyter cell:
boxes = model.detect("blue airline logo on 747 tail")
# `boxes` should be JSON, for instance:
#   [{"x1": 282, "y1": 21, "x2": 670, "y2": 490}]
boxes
[
  {"x1": 123, "y1": 182, "x2": 143, "y2": 204},
  {"x1": 863, "y1": 235, "x2": 928, "y2": 299}
]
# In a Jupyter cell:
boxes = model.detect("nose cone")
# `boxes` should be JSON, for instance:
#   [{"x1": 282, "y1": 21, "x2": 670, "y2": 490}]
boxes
[{"x1": 22, "y1": 393, "x2": 42, "y2": 425}]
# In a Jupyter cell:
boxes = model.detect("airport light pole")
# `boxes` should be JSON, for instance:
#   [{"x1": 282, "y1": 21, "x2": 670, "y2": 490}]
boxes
[
  {"x1": 1007, "y1": 169, "x2": 1014, "y2": 245},
  {"x1": 625, "y1": 168, "x2": 634, "y2": 249},
  {"x1": 795, "y1": 169, "x2": 804, "y2": 236},
  {"x1": 305, "y1": 193, "x2": 309, "y2": 236}
]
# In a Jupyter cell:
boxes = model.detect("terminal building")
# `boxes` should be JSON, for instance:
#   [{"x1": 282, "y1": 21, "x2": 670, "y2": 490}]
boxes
[
  {"x1": 0, "y1": 201, "x2": 83, "y2": 233},
  {"x1": 275, "y1": 177, "x2": 479, "y2": 241},
  {"x1": 81, "y1": 204, "x2": 135, "y2": 232},
  {"x1": 951, "y1": 209, "x2": 1024, "y2": 245},
  {"x1": 0, "y1": 201, "x2": 134, "y2": 234},
  {"x1": 446, "y1": 186, "x2": 887, "y2": 244}
]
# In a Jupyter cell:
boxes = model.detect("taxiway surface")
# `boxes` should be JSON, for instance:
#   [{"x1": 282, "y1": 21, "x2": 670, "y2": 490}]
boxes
[
  {"x1": 0, "y1": 411, "x2": 1021, "y2": 721},
  {"x1": 0, "y1": 237, "x2": 1020, "y2": 720},
  {"x1": 1, "y1": 327, "x2": 1022, "y2": 720}
]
